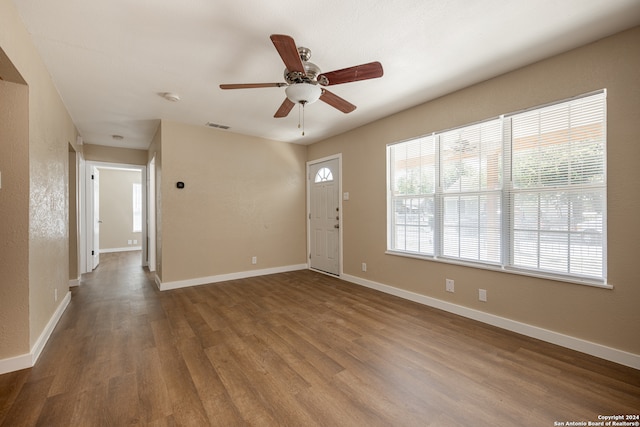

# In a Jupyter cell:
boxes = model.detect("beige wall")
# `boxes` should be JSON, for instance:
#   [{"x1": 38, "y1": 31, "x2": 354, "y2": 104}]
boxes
[
  {"x1": 98, "y1": 168, "x2": 143, "y2": 250},
  {"x1": 0, "y1": 78, "x2": 30, "y2": 359},
  {"x1": 84, "y1": 143, "x2": 149, "y2": 166},
  {"x1": 308, "y1": 27, "x2": 640, "y2": 355},
  {"x1": 68, "y1": 147, "x2": 79, "y2": 281},
  {"x1": 148, "y1": 125, "x2": 162, "y2": 276},
  {"x1": 159, "y1": 121, "x2": 307, "y2": 283},
  {"x1": 1, "y1": 0, "x2": 79, "y2": 355}
]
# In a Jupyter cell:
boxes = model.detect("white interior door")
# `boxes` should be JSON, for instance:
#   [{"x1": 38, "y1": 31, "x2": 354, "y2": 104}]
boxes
[
  {"x1": 309, "y1": 158, "x2": 340, "y2": 275},
  {"x1": 92, "y1": 166, "x2": 100, "y2": 270}
]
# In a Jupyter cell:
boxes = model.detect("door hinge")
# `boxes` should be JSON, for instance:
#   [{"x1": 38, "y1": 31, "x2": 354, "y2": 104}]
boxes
[
  {"x1": 308, "y1": 213, "x2": 311, "y2": 220},
  {"x1": 91, "y1": 174, "x2": 94, "y2": 180},
  {"x1": 309, "y1": 253, "x2": 311, "y2": 259},
  {"x1": 91, "y1": 250, "x2": 95, "y2": 255}
]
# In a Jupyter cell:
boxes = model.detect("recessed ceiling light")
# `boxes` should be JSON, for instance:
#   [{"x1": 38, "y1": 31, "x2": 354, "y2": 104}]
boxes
[
  {"x1": 162, "y1": 92, "x2": 180, "y2": 102},
  {"x1": 112, "y1": 134, "x2": 124, "y2": 140}
]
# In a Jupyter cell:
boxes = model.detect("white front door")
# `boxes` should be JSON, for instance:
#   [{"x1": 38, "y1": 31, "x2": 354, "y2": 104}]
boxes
[{"x1": 309, "y1": 158, "x2": 340, "y2": 275}]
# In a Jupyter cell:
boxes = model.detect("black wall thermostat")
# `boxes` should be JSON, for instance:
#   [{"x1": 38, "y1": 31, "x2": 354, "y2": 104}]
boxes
[{"x1": 176, "y1": 181, "x2": 185, "y2": 189}]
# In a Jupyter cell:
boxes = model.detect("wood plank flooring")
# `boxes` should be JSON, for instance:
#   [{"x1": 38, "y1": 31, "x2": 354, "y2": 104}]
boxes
[{"x1": 1, "y1": 251, "x2": 638, "y2": 426}]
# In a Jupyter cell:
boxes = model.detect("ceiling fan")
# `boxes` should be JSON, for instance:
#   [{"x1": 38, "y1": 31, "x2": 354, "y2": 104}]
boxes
[{"x1": 219, "y1": 34, "x2": 383, "y2": 124}]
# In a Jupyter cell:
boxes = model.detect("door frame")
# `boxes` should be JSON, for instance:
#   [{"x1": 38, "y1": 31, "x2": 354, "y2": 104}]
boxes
[
  {"x1": 147, "y1": 155, "x2": 156, "y2": 272},
  {"x1": 82, "y1": 161, "x2": 148, "y2": 271},
  {"x1": 306, "y1": 154, "x2": 343, "y2": 276}
]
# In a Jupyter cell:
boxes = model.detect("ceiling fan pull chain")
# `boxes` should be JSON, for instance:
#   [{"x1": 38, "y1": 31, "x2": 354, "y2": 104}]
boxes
[{"x1": 302, "y1": 103, "x2": 306, "y2": 136}]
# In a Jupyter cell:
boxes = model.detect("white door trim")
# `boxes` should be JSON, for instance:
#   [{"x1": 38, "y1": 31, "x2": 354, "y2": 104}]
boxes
[{"x1": 307, "y1": 154, "x2": 343, "y2": 276}]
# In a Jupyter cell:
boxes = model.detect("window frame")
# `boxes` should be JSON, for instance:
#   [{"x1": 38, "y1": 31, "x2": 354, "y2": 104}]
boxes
[{"x1": 386, "y1": 90, "x2": 608, "y2": 288}]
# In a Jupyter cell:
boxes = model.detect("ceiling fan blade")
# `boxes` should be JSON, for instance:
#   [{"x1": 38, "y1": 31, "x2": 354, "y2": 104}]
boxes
[
  {"x1": 270, "y1": 34, "x2": 305, "y2": 75},
  {"x1": 320, "y1": 89, "x2": 356, "y2": 114},
  {"x1": 318, "y1": 61, "x2": 383, "y2": 86},
  {"x1": 274, "y1": 98, "x2": 296, "y2": 118},
  {"x1": 220, "y1": 83, "x2": 286, "y2": 89}
]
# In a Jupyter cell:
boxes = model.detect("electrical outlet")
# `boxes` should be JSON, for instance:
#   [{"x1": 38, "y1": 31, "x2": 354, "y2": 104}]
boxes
[
  {"x1": 446, "y1": 278, "x2": 454, "y2": 293},
  {"x1": 133, "y1": 240, "x2": 138, "y2": 244},
  {"x1": 362, "y1": 262, "x2": 367, "y2": 272},
  {"x1": 128, "y1": 240, "x2": 132, "y2": 245},
  {"x1": 479, "y1": 289, "x2": 487, "y2": 302},
  {"x1": 252, "y1": 256, "x2": 257, "y2": 265}
]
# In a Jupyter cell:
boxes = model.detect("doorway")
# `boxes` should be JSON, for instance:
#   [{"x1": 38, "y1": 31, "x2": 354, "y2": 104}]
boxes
[
  {"x1": 307, "y1": 155, "x2": 341, "y2": 276},
  {"x1": 83, "y1": 161, "x2": 147, "y2": 272}
]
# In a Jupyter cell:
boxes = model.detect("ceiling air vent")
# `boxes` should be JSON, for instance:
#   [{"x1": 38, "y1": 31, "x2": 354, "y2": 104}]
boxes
[{"x1": 206, "y1": 122, "x2": 230, "y2": 130}]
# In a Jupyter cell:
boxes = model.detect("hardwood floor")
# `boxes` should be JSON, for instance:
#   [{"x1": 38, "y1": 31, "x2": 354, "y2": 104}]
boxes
[{"x1": 1, "y1": 251, "x2": 638, "y2": 426}]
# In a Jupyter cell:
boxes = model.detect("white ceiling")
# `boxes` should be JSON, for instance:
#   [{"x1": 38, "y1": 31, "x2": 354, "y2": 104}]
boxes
[{"x1": 11, "y1": 0, "x2": 640, "y2": 149}]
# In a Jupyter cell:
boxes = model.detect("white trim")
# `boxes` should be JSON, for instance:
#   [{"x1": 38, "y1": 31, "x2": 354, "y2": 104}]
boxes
[
  {"x1": 100, "y1": 247, "x2": 142, "y2": 253},
  {"x1": 0, "y1": 291, "x2": 71, "y2": 375},
  {"x1": 157, "y1": 264, "x2": 308, "y2": 291},
  {"x1": 68, "y1": 277, "x2": 81, "y2": 287},
  {"x1": 342, "y1": 273, "x2": 640, "y2": 370},
  {"x1": 0, "y1": 353, "x2": 32, "y2": 375},
  {"x1": 31, "y1": 291, "x2": 71, "y2": 364}
]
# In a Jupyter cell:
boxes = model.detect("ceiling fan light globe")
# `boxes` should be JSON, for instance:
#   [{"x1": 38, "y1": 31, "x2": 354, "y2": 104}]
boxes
[{"x1": 285, "y1": 83, "x2": 322, "y2": 105}]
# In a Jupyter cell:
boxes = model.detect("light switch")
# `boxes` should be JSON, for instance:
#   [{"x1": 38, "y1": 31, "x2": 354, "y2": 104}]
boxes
[{"x1": 343, "y1": 192, "x2": 350, "y2": 200}]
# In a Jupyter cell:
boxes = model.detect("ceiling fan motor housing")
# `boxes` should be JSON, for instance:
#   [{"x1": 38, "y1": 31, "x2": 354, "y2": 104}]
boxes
[{"x1": 284, "y1": 61, "x2": 321, "y2": 84}]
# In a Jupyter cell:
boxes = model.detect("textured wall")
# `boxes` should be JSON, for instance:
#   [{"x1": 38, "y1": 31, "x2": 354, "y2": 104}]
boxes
[
  {"x1": 147, "y1": 124, "x2": 162, "y2": 278},
  {"x1": 160, "y1": 121, "x2": 307, "y2": 283},
  {"x1": 308, "y1": 27, "x2": 640, "y2": 355},
  {"x1": 68, "y1": 149, "x2": 79, "y2": 281},
  {"x1": 98, "y1": 168, "x2": 142, "y2": 250},
  {"x1": 0, "y1": 79, "x2": 30, "y2": 359},
  {"x1": 83, "y1": 144, "x2": 149, "y2": 166},
  {"x1": 1, "y1": 0, "x2": 79, "y2": 353}
]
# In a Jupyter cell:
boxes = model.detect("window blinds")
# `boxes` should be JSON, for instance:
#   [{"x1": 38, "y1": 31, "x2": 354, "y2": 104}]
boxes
[
  {"x1": 387, "y1": 90, "x2": 606, "y2": 284},
  {"x1": 507, "y1": 91, "x2": 606, "y2": 279}
]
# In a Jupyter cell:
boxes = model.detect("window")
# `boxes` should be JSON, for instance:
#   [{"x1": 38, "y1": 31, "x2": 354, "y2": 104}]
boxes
[
  {"x1": 508, "y1": 94, "x2": 606, "y2": 279},
  {"x1": 315, "y1": 167, "x2": 334, "y2": 183},
  {"x1": 388, "y1": 135, "x2": 436, "y2": 254},
  {"x1": 440, "y1": 120, "x2": 502, "y2": 264},
  {"x1": 133, "y1": 183, "x2": 142, "y2": 232},
  {"x1": 387, "y1": 91, "x2": 606, "y2": 285}
]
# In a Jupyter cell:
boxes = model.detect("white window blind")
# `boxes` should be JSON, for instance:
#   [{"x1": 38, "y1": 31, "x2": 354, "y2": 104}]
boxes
[
  {"x1": 388, "y1": 135, "x2": 436, "y2": 255},
  {"x1": 439, "y1": 119, "x2": 502, "y2": 264},
  {"x1": 387, "y1": 90, "x2": 607, "y2": 285},
  {"x1": 507, "y1": 92, "x2": 606, "y2": 279}
]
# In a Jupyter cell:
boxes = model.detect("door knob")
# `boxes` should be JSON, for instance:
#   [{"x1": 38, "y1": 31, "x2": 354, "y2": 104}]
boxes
[{"x1": 334, "y1": 224, "x2": 339, "y2": 229}]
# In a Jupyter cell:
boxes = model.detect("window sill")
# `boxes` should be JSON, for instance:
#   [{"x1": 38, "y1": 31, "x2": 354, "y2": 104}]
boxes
[{"x1": 384, "y1": 250, "x2": 612, "y2": 290}]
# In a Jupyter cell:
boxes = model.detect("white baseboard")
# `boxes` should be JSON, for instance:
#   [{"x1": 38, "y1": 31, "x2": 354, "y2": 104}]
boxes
[
  {"x1": 100, "y1": 247, "x2": 142, "y2": 253},
  {"x1": 157, "y1": 264, "x2": 308, "y2": 291},
  {"x1": 342, "y1": 273, "x2": 640, "y2": 370},
  {"x1": 68, "y1": 277, "x2": 81, "y2": 287},
  {"x1": 0, "y1": 291, "x2": 71, "y2": 375}
]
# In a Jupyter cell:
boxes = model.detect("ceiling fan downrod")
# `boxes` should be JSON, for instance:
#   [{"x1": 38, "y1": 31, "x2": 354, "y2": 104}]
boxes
[{"x1": 298, "y1": 101, "x2": 307, "y2": 136}]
